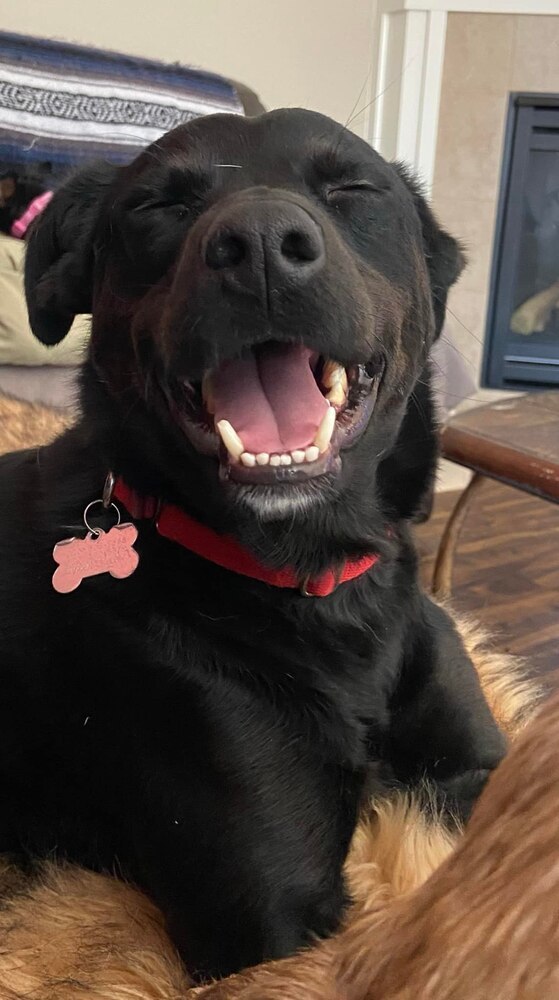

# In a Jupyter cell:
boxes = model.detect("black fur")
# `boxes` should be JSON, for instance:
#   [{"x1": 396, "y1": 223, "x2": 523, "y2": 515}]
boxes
[{"x1": 1, "y1": 110, "x2": 503, "y2": 982}]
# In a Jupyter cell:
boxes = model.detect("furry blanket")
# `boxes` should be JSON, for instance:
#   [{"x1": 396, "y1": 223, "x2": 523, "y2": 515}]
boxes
[
  {"x1": 0, "y1": 395, "x2": 546, "y2": 998},
  {"x1": 0, "y1": 394, "x2": 72, "y2": 455}
]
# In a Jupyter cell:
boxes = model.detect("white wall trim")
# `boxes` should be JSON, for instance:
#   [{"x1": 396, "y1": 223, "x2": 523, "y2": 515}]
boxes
[
  {"x1": 390, "y1": 1, "x2": 559, "y2": 12},
  {"x1": 369, "y1": 0, "x2": 559, "y2": 191}
]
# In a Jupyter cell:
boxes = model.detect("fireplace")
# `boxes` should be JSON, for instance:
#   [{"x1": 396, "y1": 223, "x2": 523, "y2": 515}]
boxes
[{"x1": 483, "y1": 94, "x2": 559, "y2": 390}]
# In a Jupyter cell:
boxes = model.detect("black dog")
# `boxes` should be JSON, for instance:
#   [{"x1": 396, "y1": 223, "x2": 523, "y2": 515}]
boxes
[{"x1": 0, "y1": 110, "x2": 505, "y2": 982}]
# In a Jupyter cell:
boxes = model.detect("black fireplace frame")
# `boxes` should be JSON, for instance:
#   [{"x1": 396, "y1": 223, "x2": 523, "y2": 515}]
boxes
[{"x1": 483, "y1": 92, "x2": 559, "y2": 390}]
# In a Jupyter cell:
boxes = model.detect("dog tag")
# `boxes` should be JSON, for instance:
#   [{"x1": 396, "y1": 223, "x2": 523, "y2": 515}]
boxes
[{"x1": 52, "y1": 499, "x2": 139, "y2": 593}]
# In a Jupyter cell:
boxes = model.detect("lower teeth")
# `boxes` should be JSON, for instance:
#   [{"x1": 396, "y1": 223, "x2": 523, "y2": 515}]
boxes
[{"x1": 236, "y1": 448, "x2": 322, "y2": 468}]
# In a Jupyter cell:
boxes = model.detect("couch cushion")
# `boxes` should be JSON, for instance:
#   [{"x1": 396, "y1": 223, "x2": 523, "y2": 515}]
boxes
[{"x1": 0, "y1": 233, "x2": 89, "y2": 365}]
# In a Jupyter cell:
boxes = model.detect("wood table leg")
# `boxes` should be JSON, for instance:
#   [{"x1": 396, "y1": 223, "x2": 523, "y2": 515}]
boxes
[{"x1": 432, "y1": 472, "x2": 487, "y2": 600}]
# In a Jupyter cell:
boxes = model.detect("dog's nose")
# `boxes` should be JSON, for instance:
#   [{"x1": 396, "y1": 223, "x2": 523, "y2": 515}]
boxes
[{"x1": 203, "y1": 199, "x2": 325, "y2": 297}]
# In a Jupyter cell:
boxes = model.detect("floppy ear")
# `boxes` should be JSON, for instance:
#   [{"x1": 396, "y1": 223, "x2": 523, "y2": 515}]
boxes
[
  {"x1": 377, "y1": 168, "x2": 465, "y2": 521},
  {"x1": 25, "y1": 163, "x2": 118, "y2": 345},
  {"x1": 395, "y1": 164, "x2": 466, "y2": 339}
]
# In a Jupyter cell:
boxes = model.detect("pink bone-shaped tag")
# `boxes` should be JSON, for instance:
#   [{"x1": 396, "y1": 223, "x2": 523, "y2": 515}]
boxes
[{"x1": 52, "y1": 523, "x2": 139, "y2": 594}]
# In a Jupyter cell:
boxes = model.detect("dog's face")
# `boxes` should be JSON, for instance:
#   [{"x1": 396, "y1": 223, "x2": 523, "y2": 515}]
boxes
[{"x1": 26, "y1": 110, "x2": 463, "y2": 538}]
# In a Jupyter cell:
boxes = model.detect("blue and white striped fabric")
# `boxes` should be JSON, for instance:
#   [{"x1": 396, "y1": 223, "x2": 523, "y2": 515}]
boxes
[{"x1": 0, "y1": 31, "x2": 243, "y2": 180}]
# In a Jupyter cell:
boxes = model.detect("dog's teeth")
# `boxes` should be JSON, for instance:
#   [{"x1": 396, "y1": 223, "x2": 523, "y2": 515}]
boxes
[
  {"x1": 241, "y1": 452, "x2": 256, "y2": 467},
  {"x1": 326, "y1": 381, "x2": 347, "y2": 408},
  {"x1": 305, "y1": 446, "x2": 320, "y2": 463},
  {"x1": 217, "y1": 419, "x2": 245, "y2": 460},
  {"x1": 292, "y1": 450, "x2": 305, "y2": 464},
  {"x1": 256, "y1": 453, "x2": 270, "y2": 466},
  {"x1": 202, "y1": 372, "x2": 216, "y2": 414},
  {"x1": 270, "y1": 455, "x2": 281, "y2": 466},
  {"x1": 280, "y1": 454, "x2": 292, "y2": 465},
  {"x1": 322, "y1": 360, "x2": 348, "y2": 391},
  {"x1": 313, "y1": 405, "x2": 336, "y2": 453}
]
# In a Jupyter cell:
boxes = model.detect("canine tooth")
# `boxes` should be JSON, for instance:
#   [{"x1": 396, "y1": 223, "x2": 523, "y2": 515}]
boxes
[
  {"x1": 280, "y1": 454, "x2": 292, "y2": 465},
  {"x1": 270, "y1": 455, "x2": 281, "y2": 466},
  {"x1": 256, "y1": 453, "x2": 270, "y2": 465},
  {"x1": 313, "y1": 405, "x2": 336, "y2": 453},
  {"x1": 322, "y1": 360, "x2": 348, "y2": 391},
  {"x1": 217, "y1": 419, "x2": 245, "y2": 460},
  {"x1": 326, "y1": 381, "x2": 347, "y2": 408},
  {"x1": 292, "y1": 450, "x2": 305, "y2": 464},
  {"x1": 202, "y1": 372, "x2": 216, "y2": 413},
  {"x1": 305, "y1": 446, "x2": 320, "y2": 463},
  {"x1": 241, "y1": 452, "x2": 256, "y2": 467}
]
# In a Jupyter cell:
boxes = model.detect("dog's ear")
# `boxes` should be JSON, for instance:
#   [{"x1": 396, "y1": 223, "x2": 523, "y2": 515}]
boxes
[
  {"x1": 395, "y1": 164, "x2": 466, "y2": 338},
  {"x1": 25, "y1": 163, "x2": 118, "y2": 345}
]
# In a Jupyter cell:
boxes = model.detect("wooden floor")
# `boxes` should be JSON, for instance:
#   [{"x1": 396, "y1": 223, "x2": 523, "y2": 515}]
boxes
[{"x1": 415, "y1": 478, "x2": 559, "y2": 691}]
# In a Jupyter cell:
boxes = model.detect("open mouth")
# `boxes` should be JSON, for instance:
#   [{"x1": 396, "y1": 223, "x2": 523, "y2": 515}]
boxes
[{"x1": 170, "y1": 342, "x2": 384, "y2": 485}]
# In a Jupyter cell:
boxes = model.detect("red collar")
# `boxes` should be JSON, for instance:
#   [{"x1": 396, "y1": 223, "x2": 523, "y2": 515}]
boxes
[{"x1": 113, "y1": 477, "x2": 379, "y2": 598}]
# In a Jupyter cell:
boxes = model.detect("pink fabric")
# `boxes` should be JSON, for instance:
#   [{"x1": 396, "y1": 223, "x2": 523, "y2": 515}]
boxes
[{"x1": 10, "y1": 190, "x2": 53, "y2": 239}]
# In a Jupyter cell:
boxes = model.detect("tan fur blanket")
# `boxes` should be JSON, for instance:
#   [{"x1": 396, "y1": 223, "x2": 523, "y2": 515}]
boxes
[{"x1": 0, "y1": 394, "x2": 72, "y2": 456}]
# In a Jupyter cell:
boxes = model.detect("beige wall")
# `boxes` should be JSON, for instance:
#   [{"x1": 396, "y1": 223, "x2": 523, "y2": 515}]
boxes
[
  {"x1": 432, "y1": 12, "x2": 559, "y2": 386},
  {"x1": 0, "y1": 0, "x2": 376, "y2": 137}
]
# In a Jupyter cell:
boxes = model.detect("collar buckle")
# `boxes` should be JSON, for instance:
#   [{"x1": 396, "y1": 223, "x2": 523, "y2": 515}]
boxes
[
  {"x1": 299, "y1": 569, "x2": 341, "y2": 598},
  {"x1": 299, "y1": 576, "x2": 315, "y2": 597}
]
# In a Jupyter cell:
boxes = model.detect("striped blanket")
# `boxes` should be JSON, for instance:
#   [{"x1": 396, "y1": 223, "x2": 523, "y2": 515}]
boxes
[{"x1": 0, "y1": 31, "x2": 243, "y2": 181}]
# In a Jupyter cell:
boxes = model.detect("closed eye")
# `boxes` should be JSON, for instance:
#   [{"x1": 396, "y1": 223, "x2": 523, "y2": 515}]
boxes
[
  {"x1": 326, "y1": 181, "x2": 386, "y2": 197},
  {"x1": 132, "y1": 200, "x2": 189, "y2": 215}
]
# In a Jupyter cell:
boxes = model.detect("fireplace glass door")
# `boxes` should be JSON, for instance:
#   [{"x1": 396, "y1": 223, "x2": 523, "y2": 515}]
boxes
[{"x1": 484, "y1": 96, "x2": 559, "y2": 389}]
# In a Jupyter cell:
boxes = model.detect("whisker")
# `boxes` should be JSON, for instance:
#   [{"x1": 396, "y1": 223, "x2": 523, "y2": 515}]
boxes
[
  {"x1": 410, "y1": 390, "x2": 431, "y2": 434},
  {"x1": 445, "y1": 306, "x2": 485, "y2": 347},
  {"x1": 344, "y1": 68, "x2": 374, "y2": 130},
  {"x1": 345, "y1": 56, "x2": 415, "y2": 132},
  {"x1": 439, "y1": 335, "x2": 479, "y2": 373}
]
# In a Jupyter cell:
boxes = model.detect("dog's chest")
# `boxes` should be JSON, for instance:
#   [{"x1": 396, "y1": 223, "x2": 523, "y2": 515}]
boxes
[{"x1": 140, "y1": 601, "x2": 390, "y2": 773}]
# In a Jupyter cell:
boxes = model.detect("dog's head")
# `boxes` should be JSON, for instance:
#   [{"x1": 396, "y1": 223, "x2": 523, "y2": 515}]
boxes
[{"x1": 25, "y1": 110, "x2": 463, "y2": 558}]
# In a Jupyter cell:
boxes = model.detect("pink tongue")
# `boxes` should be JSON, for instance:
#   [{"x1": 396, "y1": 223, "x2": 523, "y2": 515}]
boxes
[{"x1": 213, "y1": 343, "x2": 329, "y2": 454}]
